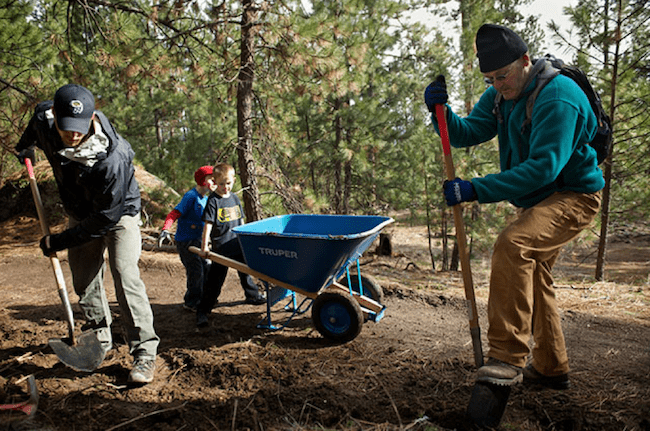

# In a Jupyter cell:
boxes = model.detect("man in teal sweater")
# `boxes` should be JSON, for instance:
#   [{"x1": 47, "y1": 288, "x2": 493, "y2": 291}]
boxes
[{"x1": 424, "y1": 24, "x2": 605, "y2": 389}]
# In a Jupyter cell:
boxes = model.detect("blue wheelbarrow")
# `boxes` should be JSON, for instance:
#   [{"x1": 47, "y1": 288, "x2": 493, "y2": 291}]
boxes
[{"x1": 190, "y1": 214, "x2": 393, "y2": 342}]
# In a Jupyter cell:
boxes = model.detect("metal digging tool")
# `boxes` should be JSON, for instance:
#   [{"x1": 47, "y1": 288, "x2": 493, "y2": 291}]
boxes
[
  {"x1": 435, "y1": 104, "x2": 511, "y2": 429},
  {"x1": 24, "y1": 158, "x2": 105, "y2": 372}
]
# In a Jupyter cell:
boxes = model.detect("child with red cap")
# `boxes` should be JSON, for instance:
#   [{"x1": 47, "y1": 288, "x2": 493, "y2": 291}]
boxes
[{"x1": 159, "y1": 166, "x2": 216, "y2": 311}]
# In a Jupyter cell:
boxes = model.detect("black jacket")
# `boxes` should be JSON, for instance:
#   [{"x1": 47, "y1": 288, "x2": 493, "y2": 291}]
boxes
[{"x1": 16, "y1": 101, "x2": 141, "y2": 251}]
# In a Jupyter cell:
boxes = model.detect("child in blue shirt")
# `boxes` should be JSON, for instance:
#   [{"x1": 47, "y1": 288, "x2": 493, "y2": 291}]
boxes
[{"x1": 159, "y1": 166, "x2": 215, "y2": 311}]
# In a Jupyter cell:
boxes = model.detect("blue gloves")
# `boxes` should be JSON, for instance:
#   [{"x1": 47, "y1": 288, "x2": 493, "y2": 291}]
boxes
[
  {"x1": 443, "y1": 178, "x2": 477, "y2": 206},
  {"x1": 424, "y1": 75, "x2": 448, "y2": 112}
]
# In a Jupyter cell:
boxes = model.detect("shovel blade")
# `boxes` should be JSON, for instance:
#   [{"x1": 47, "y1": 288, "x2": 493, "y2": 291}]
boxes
[
  {"x1": 466, "y1": 382, "x2": 512, "y2": 429},
  {"x1": 48, "y1": 331, "x2": 106, "y2": 372}
]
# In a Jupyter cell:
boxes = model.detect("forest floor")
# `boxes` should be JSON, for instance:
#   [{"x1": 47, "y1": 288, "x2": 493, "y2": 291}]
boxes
[{"x1": 0, "y1": 164, "x2": 648, "y2": 431}]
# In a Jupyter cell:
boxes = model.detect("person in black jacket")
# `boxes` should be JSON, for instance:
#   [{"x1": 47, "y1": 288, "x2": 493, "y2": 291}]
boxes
[{"x1": 15, "y1": 84, "x2": 159, "y2": 384}]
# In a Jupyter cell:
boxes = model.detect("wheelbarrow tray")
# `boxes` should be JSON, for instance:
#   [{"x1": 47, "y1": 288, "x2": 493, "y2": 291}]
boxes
[{"x1": 233, "y1": 214, "x2": 393, "y2": 294}]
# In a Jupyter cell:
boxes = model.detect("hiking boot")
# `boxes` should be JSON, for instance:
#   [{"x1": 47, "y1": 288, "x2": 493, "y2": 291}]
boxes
[
  {"x1": 196, "y1": 312, "x2": 209, "y2": 328},
  {"x1": 476, "y1": 358, "x2": 523, "y2": 386},
  {"x1": 128, "y1": 358, "x2": 155, "y2": 384},
  {"x1": 523, "y1": 364, "x2": 570, "y2": 390},
  {"x1": 245, "y1": 294, "x2": 266, "y2": 305}
]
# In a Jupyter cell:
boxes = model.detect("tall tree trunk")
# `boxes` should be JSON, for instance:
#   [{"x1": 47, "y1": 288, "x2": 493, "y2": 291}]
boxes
[
  {"x1": 369, "y1": 146, "x2": 377, "y2": 208},
  {"x1": 150, "y1": 87, "x2": 164, "y2": 159},
  {"x1": 236, "y1": 0, "x2": 262, "y2": 222},
  {"x1": 310, "y1": 162, "x2": 318, "y2": 198},
  {"x1": 342, "y1": 119, "x2": 353, "y2": 214},
  {"x1": 459, "y1": 0, "x2": 474, "y2": 117},
  {"x1": 595, "y1": 1, "x2": 620, "y2": 280},
  {"x1": 333, "y1": 98, "x2": 343, "y2": 214},
  {"x1": 441, "y1": 207, "x2": 449, "y2": 271},
  {"x1": 343, "y1": 159, "x2": 351, "y2": 215},
  {"x1": 305, "y1": 114, "x2": 319, "y2": 200},
  {"x1": 424, "y1": 159, "x2": 436, "y2": 271},
  {"x1": 450, "y1": 241, "x2": 459, "y2": 271}
]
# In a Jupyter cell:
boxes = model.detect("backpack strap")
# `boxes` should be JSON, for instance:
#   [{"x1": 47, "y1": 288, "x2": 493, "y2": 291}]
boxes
[
  {"x1": 492, "y1": 90, "x2": 504, "y2": 124},
  {"x1": 522, "y1": 59, "x2": 560, "y2": 134}
]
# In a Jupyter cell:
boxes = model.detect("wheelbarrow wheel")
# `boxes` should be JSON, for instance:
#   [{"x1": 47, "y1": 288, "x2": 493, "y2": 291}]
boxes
[
  {"x1": 338, "y1": 273, "x2": 383, "y2": 303},
  {"x1": 312, "y1": 290, "x2": 364, "y2": 343}
]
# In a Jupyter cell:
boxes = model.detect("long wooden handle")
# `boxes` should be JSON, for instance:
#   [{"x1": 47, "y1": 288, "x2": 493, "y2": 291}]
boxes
[
  {"x1": 24, "y1": 159, "x2": 76, "y2": 343},
  {"x1": 435, "y1": 104, "x2": 484, "y2": 367},
  {"x1": 188, "y1": 246, "x2": 383, "y2": 314}
]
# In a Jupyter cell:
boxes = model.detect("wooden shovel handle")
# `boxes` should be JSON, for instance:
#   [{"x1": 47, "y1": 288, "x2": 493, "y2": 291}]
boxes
[
  {"x1": 24, "y1": 158, "x2": 76, "y2": 343},
  {"x1": 435, "y1": 104, "x2": 484, "y2": 367}
]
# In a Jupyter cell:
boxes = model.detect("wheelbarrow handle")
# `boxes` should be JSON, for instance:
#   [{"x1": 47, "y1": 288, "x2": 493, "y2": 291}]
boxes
[
  {"x1": 24, "y1": 159, "x2": 76, "y2": 343},
  {"x1": 435, "y1": 104, "x2": 484, "y2": 368}
]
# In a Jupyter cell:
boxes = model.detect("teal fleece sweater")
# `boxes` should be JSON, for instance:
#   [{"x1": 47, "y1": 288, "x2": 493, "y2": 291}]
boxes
[{"x1": 432, "y1": 74, "x2": 605, "y2": 208}]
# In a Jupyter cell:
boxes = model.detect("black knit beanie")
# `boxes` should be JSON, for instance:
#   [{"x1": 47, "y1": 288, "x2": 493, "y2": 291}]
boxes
[{"x1": 475, "y1": 24, "x2": 528, "y2": 73}]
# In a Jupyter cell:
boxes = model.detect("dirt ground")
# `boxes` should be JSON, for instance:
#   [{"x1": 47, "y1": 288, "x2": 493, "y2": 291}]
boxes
[{"x1": 0, "y1": 167, "x2": 649, "y2": 431}]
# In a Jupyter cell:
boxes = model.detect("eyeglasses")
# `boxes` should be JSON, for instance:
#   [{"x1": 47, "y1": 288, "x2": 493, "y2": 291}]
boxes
[{"x1": 483, "y1": 64, "x2": 516, "y2": 85}]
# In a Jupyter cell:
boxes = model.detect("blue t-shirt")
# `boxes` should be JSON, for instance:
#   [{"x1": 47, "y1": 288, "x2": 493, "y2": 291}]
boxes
[{"x1": 174, "y1": 188, "x2": 208, "y2": 242}]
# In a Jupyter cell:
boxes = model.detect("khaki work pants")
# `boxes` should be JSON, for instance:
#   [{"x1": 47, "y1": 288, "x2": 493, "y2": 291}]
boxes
[{"x1": 487, "y1": 191, "x2": 601, "y2": 376}]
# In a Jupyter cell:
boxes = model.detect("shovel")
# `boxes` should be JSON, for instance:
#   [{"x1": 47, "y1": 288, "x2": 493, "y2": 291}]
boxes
[
  {"x1": 435, "y1": 104, "x2": 511, "y2": 428},
  {"x1": 434, "y1": 104, "x2": 483, "y2": 367},
  {"x1": 24, "y1": 158, "x2": 105, "y2": 372}
]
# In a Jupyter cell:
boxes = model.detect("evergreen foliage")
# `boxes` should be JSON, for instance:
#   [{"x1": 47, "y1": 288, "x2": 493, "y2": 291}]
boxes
[{"x1": 0, "y1": 0, "x2": 648, "y2": 278}]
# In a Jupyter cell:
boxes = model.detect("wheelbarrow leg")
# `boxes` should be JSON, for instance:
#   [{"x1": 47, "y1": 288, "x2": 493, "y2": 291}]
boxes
[
  {"x1": 257, "y1": 282, "x2": 278, "y2": 330},
  {"x1": 286, "y1": 291, "x2": 297, "y2": 312},
  {"x1": 345, "y1": 261, "x2": 365, "y2": 296}
]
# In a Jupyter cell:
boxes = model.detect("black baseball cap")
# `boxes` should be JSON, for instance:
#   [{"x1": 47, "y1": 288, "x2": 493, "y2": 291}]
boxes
[
  {"x1": 475, "y1": 24, "x2": 528, "y2": 73},
  {"x1": 53, "y1": 84, "x2": 95, "y2": 134}
]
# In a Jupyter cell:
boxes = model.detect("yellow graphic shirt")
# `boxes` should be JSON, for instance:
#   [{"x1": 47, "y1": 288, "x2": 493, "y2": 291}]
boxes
[{"x1": 202, "y1": 192, "x2": 244, "y2": 252}]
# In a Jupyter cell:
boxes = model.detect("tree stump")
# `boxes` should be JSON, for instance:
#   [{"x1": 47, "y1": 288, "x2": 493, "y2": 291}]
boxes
[{"x1": 377, "y1": 233, "x2": 392, "y2": 256}]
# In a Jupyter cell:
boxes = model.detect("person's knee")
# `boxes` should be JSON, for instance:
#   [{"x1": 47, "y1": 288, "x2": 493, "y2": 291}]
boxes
[{"x1": 494, "y1": 228, "x2": 521, "y2": 253}]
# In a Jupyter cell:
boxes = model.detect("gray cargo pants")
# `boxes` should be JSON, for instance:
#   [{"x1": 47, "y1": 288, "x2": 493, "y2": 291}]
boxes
[{"x1": 67, "y1": 214, "x2": 159, "y2": 361}]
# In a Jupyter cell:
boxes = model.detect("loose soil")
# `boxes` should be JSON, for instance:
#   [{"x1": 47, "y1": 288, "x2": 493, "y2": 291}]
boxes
[{"x1": 0, "y1": 165, "x2": 648, "y2": 431}]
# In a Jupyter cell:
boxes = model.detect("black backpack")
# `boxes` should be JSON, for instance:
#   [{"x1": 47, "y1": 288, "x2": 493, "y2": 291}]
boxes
[{"x1": 495, "y1": 54, "x2": 613, "y2": 164}]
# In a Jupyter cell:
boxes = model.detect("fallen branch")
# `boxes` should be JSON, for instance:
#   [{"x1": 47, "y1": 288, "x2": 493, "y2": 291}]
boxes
[
  {"x1": 105, "y1": 402, "x2": 187, "y2": 431},
  {"x1": 0, "y1": 352, "x2": 35, "y2": 374},
  {"x1": 231, "y1": 398, "x2": 238, "y2": 431},
  {"x1": 405, "y1": 262, "x2": 421, "y2": 271}
]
